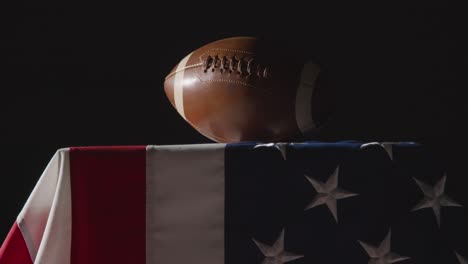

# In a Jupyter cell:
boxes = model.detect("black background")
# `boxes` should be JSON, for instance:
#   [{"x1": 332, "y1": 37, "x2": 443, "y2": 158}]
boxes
[{"x1": 1, "y1": 4, "x2": 466, "y2": 241}]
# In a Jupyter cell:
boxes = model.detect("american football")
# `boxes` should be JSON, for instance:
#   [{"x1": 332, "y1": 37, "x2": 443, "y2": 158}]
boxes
[{"x1": 164, "y1": 36, "x2": 334, "y2": 143}]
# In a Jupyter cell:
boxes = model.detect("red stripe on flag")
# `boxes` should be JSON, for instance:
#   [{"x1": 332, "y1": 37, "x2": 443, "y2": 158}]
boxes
[
  {"x1": 0, "y1": 223, "x2": 33, "y2": 264},
  {"x1": 70, "y1": 146, "x2": 146, "y2": 264}
]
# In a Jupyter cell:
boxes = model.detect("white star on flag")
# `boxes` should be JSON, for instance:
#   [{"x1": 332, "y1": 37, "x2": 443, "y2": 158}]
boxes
[
  {"x1": 360, "y1": 142, "x2": 395, "y2": 160},
  {"x1": 359, "y1": 229, "x2": 410, "y2": 264},
  {"x1": 252, "y1": 229, "x2": 304, "y2": 264},
  {"x1": 412, "y1": 175, "x2": 463, "y2": 227},
  {"x1": 456, "y1": 252, "x2": 468, "y2": 264},
  {"x1": 304, "y1": 166, "x2": 358, "y2": 222},
  {"x1": 254, "y1": 143, "x2": 288, "y2": 160}
]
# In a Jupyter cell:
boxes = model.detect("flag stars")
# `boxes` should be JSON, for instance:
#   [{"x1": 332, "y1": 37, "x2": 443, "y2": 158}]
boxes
[
  {"x1": 254, "y1": 143, "x2": 288, "y2": 160},
  {"x1": 412, "y1": 175, "x2": 463, "y2": 227},
  {"x1": 360, "y1": 142, "x2": 394, "y2": 160},
  {"x1": 455, "y1": 252, "x2": 468, "y2": 264},
  {"x1": 252, "y1": 229, "x2": 304, "y2": 264},
  {"x1": 358, "y1": 229, "x2": 410, "y2": 264},
  {"x1": 304, "y1": 166, "x2": 358, "y2": 222}
]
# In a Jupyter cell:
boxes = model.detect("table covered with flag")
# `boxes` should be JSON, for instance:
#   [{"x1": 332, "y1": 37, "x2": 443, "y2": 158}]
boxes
[{"x1": 0, "y1": 141, "x2": 466, "y2": 264}]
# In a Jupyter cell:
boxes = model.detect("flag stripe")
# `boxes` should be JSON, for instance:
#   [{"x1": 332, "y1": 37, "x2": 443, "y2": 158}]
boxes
[
  {"x1": 70, "y1": 146, "x2": 147, "y2": 264},
  {"x1": 15, "y1": 149, "x2": 70, "y2": 263},
  {"x1": 35, "y1": 149, "x2": 72, "y2": 264},
  {"x1": 146, "y1": 144, "x2": 226, "y2": 264},
  {"x1": 0, "y1": 223, "x2": 33, "y2": 264}
]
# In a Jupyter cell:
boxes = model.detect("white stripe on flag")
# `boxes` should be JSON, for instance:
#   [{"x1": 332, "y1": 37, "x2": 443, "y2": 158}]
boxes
[
  {"x1": 17, "y1": 149, "x2": 72, "y2": 264},
  {"x1": 146, "y1": 144, "x2": 226, "y2": 264}
]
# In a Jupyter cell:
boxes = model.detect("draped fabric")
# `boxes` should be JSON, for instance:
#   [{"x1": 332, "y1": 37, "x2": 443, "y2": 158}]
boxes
[{"x1": 1, "y1": 142, "x2": 467, "y2": 264}]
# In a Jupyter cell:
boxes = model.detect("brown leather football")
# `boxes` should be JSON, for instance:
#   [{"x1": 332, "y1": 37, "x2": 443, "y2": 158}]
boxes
[{"x1": 164, "y1": 36, "x2": 334, "y2": 143}]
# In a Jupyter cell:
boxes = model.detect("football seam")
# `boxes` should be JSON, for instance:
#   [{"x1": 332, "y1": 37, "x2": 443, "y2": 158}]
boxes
[
  {"x1": 201, "y1": 79, "x2": 256, "y2": 89},
  {"x1": 201, "y1": 48, "x2": 255, "y2": 56},
  {"x1": 166, "y1": 49, "x2": 256, "y2": 81}
]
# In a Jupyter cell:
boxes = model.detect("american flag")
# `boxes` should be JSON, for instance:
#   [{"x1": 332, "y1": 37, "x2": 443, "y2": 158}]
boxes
[
  {"x1": 226, "y1": 141, "x2": 467, "y2": 264},
  {"x1": 0, "y1": 142, "x2": 466, "y2": 264}
]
